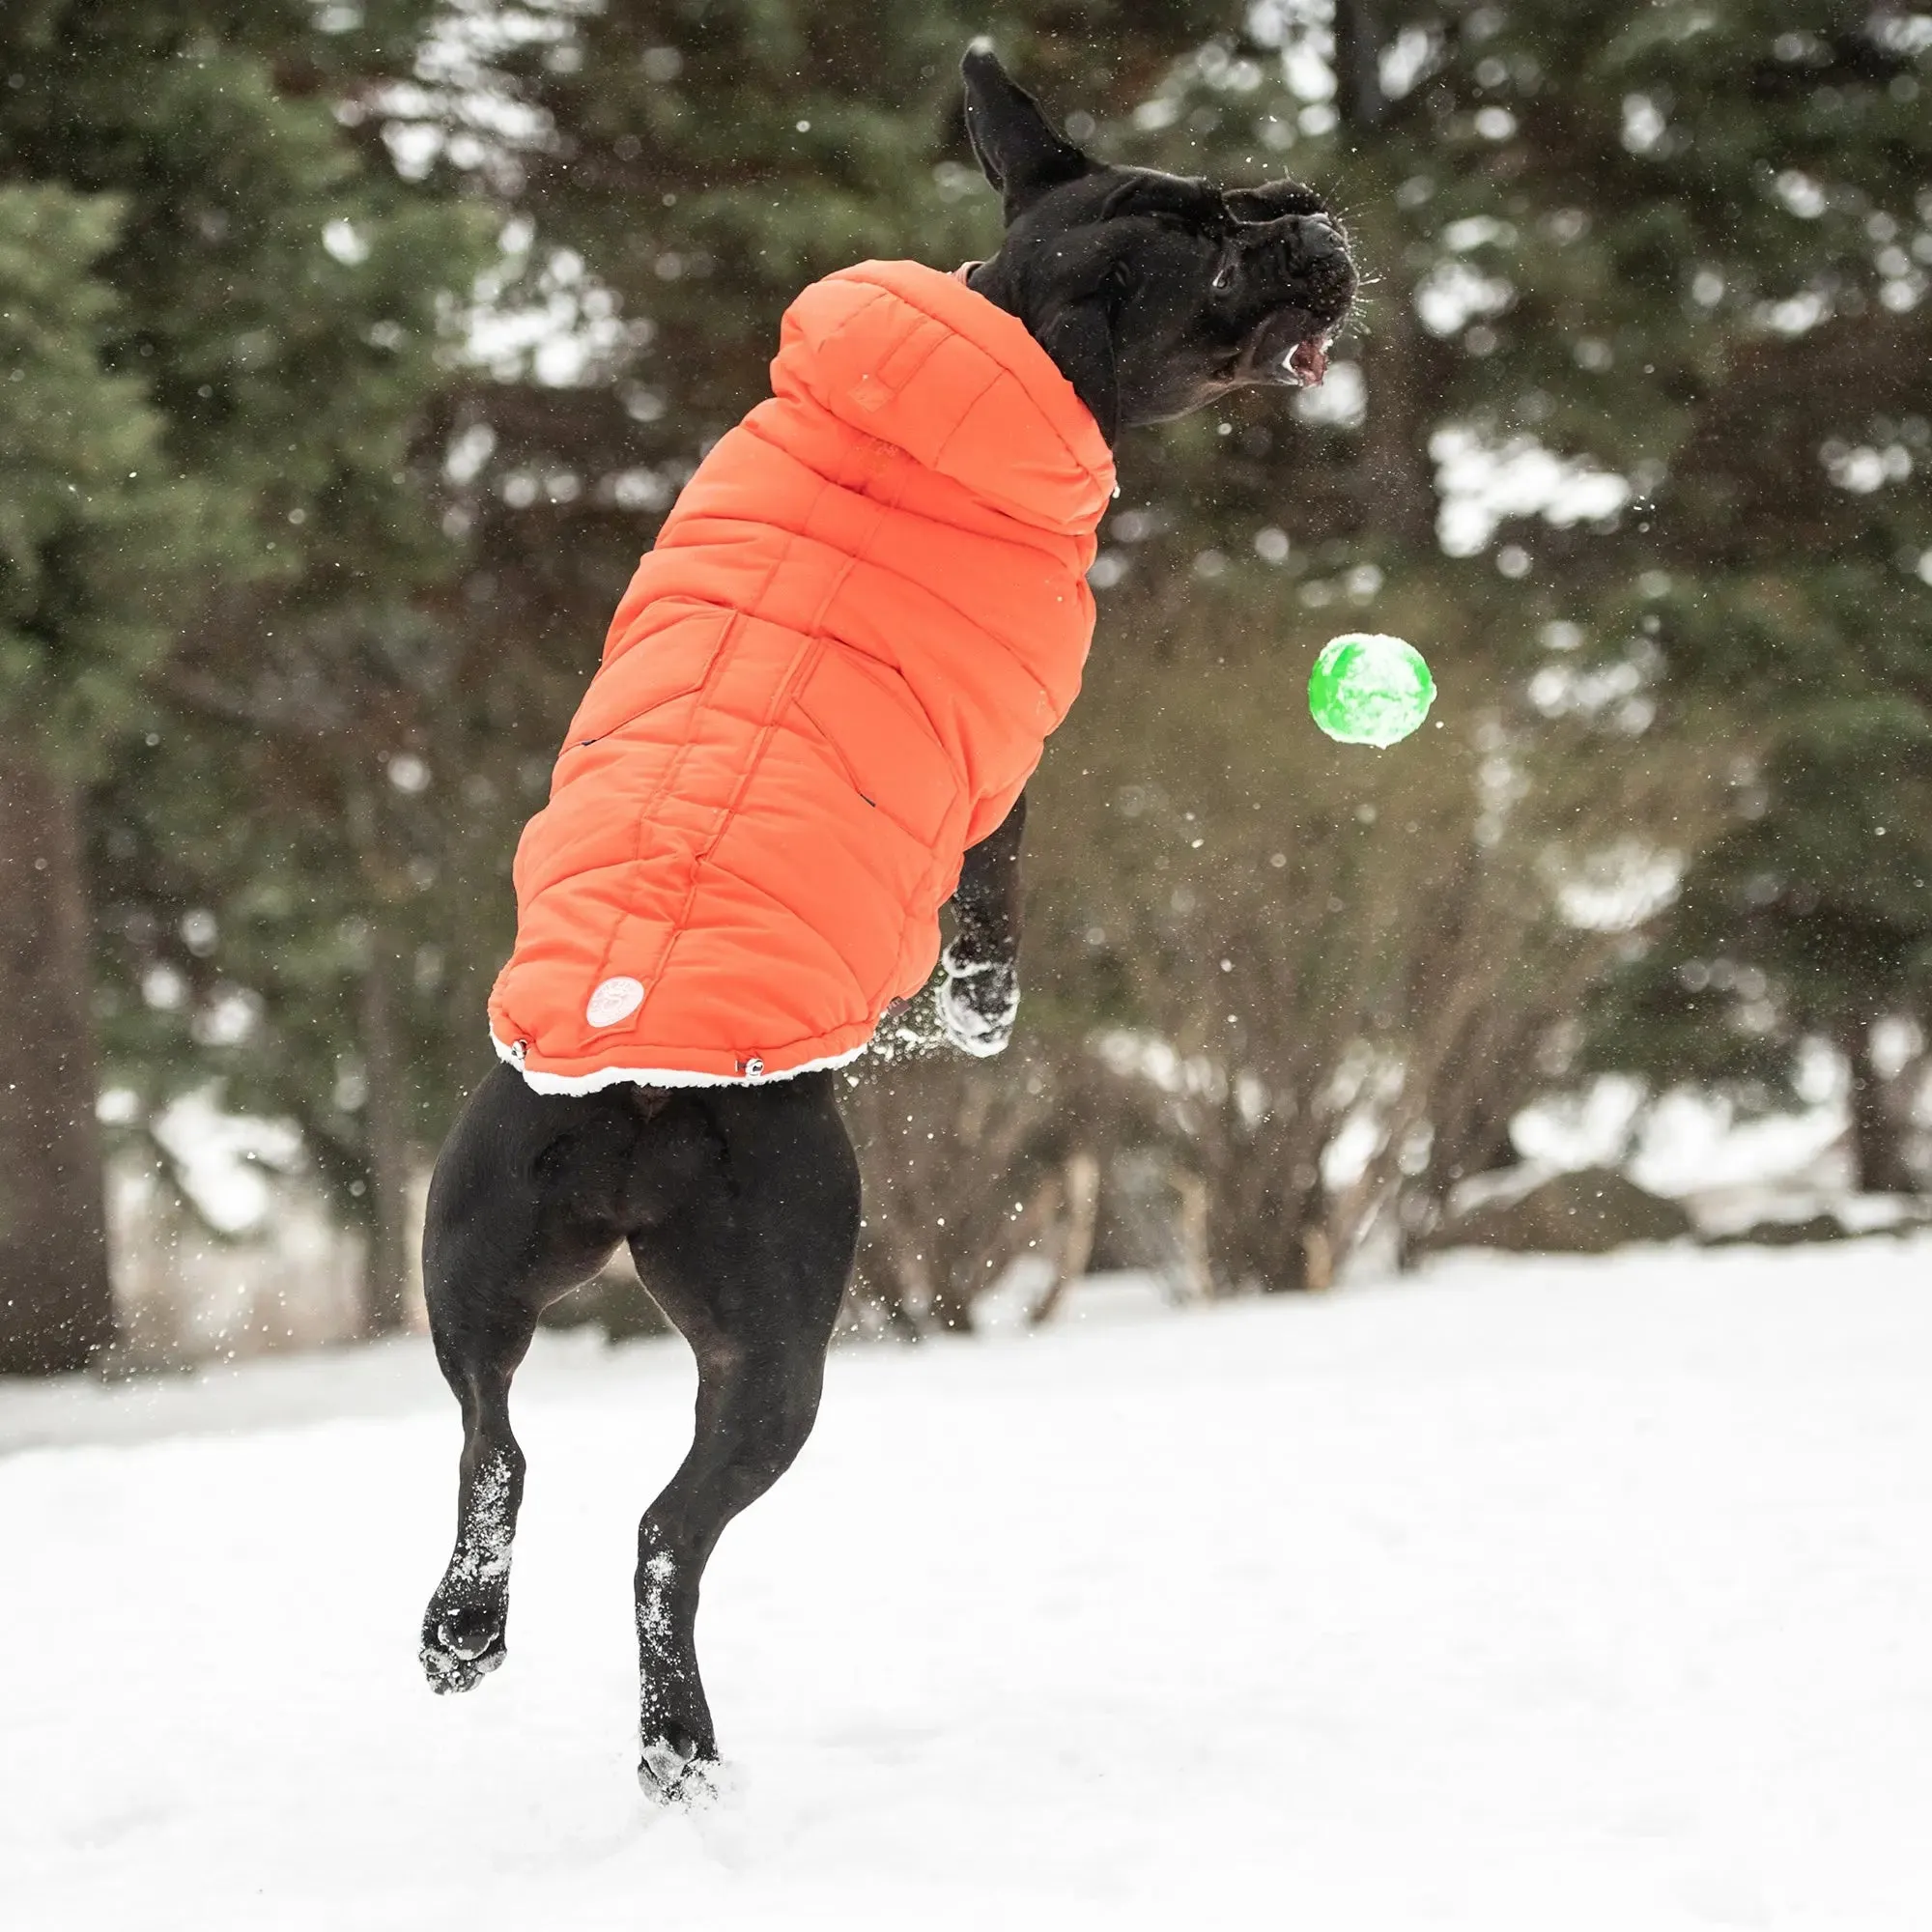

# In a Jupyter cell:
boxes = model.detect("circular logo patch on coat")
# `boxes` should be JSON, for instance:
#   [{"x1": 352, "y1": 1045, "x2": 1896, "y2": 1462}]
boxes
[{"x1": 584, "y1": 976, "x2": 645, "y2": 1028}]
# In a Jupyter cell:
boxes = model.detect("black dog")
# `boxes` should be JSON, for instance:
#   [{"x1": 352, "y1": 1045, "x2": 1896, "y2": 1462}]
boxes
[{"x1": 419, "y1": 46, "x2": 1355, "y2": 1800}]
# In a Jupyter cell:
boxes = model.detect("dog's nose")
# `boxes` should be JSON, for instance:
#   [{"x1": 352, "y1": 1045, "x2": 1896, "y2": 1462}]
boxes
[{"x1": 1294, "y1": 215, "x2": 1345, "y2": 263}]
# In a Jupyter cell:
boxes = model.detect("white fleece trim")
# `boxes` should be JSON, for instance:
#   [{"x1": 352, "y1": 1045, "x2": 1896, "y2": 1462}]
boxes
[{"x1": 490, "y1": 1027, "x2": 868, "y2": 1094}]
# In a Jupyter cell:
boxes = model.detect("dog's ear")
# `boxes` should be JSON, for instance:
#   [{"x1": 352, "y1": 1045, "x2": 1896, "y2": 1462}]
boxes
[
  {"x1": 1037, "y1": 298, "x2": 1118, "y2": 444},
  {"x1": 961, "y1": 45, "x2": 1092, "y2": 218},
  {"x1": 1224, "y1": 180, "x2": 1328, "y2": 223}
]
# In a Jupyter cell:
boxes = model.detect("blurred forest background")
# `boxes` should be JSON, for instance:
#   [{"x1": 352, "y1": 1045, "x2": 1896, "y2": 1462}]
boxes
[{"x1": 3, "y1": 0, "x2": 1929, "y2": 1374}]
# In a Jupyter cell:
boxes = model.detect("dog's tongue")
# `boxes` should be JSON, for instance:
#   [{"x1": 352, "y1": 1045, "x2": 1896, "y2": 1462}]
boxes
[{"x1": 1288, "y1": 338, "x2": 1329, "y2": 386}]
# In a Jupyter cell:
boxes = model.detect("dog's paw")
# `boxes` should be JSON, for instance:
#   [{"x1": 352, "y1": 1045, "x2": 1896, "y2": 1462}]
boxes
[
  {"x1": 420, "y1": 1631, "x2": 505, "y2": 1695},
  {"x1": 638, "y1": 1724, "x2": 721, "y2": 1806},
  {"x1": 420, "y1": 1597, "x2": 507, "y2": 1694},
  {"x1": 938, "y1": 946, "x2": 1018, "y2": 1058}
]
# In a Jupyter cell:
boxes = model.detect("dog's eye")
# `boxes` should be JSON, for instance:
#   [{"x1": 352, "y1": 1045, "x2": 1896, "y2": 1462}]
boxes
[{"x1": 1211, "y1": 257, "x2": 1236, "y2": 293}]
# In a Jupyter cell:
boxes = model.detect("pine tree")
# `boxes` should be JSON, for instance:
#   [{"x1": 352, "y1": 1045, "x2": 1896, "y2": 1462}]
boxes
[
  {"x1": 0, "y1": 2, "x2": 485, "y2": 1367},
  {"x1": 1041, "y1": 3, "x2": 1932, "y2": 1218},
  {"x1": 1463, "y1": 4, "x2": 1932, "y2": 1187},
  {"x1": 0, "y1": 184, "x2": 198, "y2": 1370}
]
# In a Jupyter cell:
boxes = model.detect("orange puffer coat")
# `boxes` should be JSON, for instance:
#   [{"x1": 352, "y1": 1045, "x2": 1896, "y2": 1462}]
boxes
[{"x1": 488, "y1": 260, "x2": 1116, "y2": 1092}]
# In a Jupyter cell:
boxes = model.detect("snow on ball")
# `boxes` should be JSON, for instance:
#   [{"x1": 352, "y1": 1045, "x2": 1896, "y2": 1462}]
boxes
[{"x1": 1307, "y1": 632, "x2": 1435, "y2": 748}]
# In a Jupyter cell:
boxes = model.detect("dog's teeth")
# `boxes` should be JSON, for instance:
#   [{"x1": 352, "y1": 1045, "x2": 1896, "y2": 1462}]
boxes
[{"x1": 1287, "y1": 338, "x2": 1329, "y2": 386}]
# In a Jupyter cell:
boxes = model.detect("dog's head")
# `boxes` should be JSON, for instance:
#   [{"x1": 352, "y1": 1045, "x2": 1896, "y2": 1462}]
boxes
[{"x1": 960, "y1": 47, "x2": 1356, "y2": 445}]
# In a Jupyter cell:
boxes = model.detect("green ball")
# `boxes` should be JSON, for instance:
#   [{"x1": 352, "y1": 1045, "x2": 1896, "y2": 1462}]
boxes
[{"x1": 1308, "y1": 632, "x2": 1435, "y2": 748}]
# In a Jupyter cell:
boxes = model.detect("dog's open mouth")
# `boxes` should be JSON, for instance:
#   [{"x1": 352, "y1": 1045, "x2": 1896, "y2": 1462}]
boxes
[{"x1": 1286, "y1": 337, "x2": 1330, "y2": 386}]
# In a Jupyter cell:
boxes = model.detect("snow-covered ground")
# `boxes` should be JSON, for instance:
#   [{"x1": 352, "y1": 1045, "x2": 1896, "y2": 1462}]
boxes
[{"x1": 6, "y1": 1240, "x2": 1931, "y2": 1931}]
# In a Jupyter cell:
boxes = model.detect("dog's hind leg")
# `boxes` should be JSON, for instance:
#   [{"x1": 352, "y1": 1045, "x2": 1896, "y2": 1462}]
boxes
[
  {"x1": 624, "y1": 1071, "x2": 860, "y2": 1800},
  {"x1": 418, "y1": 1065, "x2": 634, "y2": 1693}
]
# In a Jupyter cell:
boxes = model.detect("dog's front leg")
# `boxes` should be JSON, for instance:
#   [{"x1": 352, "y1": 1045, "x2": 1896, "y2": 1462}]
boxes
[{"x1": 939, "y1": 790, "x2": 1026, "y2": 1057}]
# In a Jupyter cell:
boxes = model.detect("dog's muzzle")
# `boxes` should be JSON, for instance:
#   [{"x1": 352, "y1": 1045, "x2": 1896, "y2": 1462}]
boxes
[{"x1": 1231, "y1": 213, "x2": 1354, "y2": 385}]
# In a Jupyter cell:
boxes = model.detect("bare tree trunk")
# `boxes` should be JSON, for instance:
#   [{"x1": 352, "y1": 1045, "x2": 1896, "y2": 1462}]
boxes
[
  {"x1": 1333, "y1": 0, "x2": 1387, "y2": 129},
  {"x1": 1173, "y1": 1171, "x2": 1212, "y2": 1301},
  {"x1": 1030, "y1": 1149, "x2": 1100, "y2": 1325},
  {"x1": 1299, "y1": 1222, "x2": 1335, "y2": 1293},
  {"x1": 1843, "y1": 1020, "x2": 1918, "y2": 1196},
  {"x1": 358, "y1": 943, "x2": 414, "y2": 1333},
  {"x1": 0, "y1": 741, "x2": 116, "y2": 1374}
]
